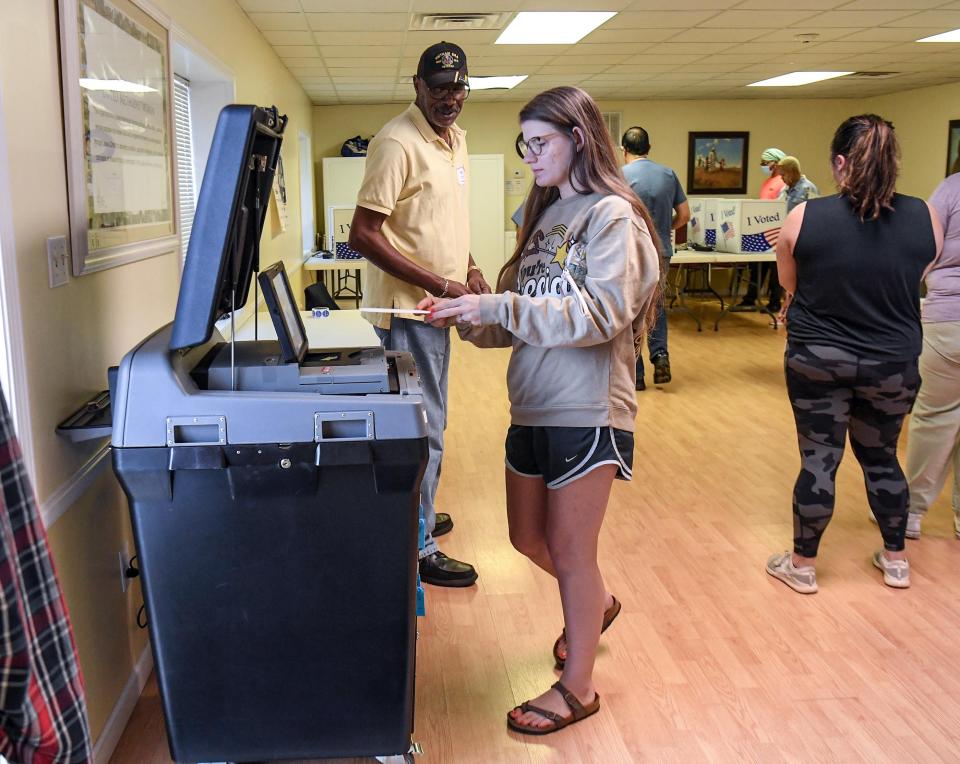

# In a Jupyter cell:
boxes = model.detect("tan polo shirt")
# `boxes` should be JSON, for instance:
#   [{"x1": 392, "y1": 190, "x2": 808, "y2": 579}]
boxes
[{"x1": 356, "y1": 103, "x2": 470, "y2": 329}]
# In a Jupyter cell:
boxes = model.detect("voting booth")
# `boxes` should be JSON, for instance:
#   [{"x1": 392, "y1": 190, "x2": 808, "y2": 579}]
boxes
[
  {"x1": 687, "y1": 197, "x2": 719, "y2": 247},
  {"x1": 110, "y1": 105, "x2": 428, "y2": 762},
  {"x1": 713, "y1": 198, "x2": 787, "y2": 254}
]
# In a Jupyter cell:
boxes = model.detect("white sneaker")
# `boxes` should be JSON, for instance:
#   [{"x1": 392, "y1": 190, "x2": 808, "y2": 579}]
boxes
[
  {"x1": 872, "y1": 550, "x2": 910, "y2": 589},
  {"x1": 906, "y1": 512, "x2": 922, "y2": 539},
  {"x1": 766, "y1": 551, "x2": 818, "y2": 594}
]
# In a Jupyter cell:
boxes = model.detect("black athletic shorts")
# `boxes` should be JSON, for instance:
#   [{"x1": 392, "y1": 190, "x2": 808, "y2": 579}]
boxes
[{"x1": 505, "y1": 425, "x2": 634, "y2": 489}]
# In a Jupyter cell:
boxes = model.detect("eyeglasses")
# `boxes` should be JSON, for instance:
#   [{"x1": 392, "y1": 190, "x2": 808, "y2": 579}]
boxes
[
  {"x1": 426, "y1": 83, "x2": 470, "y2": 101},
  {"x1": 518, "y1": 131, "x2": 564, "y2": 158}
]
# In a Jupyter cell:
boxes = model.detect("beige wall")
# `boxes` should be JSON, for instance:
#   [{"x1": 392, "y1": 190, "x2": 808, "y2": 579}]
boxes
[
  {"x1": 0, "y1": 0, "x2": 312, "y2": 746},
  {"x1": 313, "y1": 84, "x2": 960, "y2": 230},
  {"x1": 865, "y1": 80, "x2": 960, "y2": 199},
  {"x1": 313, "y1": 97, "x2": 854, "y2": 228}
]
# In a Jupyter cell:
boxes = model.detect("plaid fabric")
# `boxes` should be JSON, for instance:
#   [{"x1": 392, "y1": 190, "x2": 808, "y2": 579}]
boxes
[{"x1": 0, "y1": 392, "x2": 91, "y2": 763}]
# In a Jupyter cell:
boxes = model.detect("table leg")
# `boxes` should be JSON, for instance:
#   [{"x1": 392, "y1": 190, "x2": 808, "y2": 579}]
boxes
[{"x1": 666, "y1": 264, "x2": 702, "y2": 332}]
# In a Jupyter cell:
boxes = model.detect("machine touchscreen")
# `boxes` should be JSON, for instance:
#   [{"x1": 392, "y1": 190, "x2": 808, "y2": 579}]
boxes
[{"x1": 258, "y1": 261, "x2": 308, "y2": 364}]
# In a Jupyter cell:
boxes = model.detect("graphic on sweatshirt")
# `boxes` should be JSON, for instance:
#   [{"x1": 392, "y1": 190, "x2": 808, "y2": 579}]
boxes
[{"x1": 517, "y1": 222, "x2": 585, "y2": 297}]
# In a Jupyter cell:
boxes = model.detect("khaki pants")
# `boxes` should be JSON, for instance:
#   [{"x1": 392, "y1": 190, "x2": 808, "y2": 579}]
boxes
[{"x1": 906, "y1": 320, "x2": 960, "y2": 520}]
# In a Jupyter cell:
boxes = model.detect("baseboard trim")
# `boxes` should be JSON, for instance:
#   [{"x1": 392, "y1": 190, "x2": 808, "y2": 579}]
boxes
[
  {"x1": 93, "y1": 643, "x2": 154, "y2": 764},
  {"x1": 40, "y1": 443, "x2": 112, "y2": 529}
]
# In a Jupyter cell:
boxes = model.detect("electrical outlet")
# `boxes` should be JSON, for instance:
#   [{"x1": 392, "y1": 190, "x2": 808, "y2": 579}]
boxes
[
  {"x1": 46, "y1": 235, "x2": 69, "y2": 288},
  {"x1": 118, "y1": 547, "x2": 131, "y2": 593}
]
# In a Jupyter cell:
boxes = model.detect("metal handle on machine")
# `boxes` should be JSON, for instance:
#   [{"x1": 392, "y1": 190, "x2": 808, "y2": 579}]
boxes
[
  {"x1": 166, "y1": 415, "x2": 227, "y2": 447},
  {"x1": 314, "y1": 411, "x2": 374, "y2": 442}
]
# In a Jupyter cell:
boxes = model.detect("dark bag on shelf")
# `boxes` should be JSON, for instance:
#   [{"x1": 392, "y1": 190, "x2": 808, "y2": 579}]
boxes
[{"x1": 340, "y1": 136, "x2": 370, "y2": 156}]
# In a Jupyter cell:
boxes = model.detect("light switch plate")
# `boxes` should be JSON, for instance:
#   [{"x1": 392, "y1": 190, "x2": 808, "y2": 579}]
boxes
[{"x1": 46, "y1": 236, "x2": 69, "y2": 288}]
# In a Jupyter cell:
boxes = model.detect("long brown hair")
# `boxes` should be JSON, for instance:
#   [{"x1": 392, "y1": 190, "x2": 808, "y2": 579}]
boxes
[
  {"x1": 831, "y1": 114, "x2": 900, "y2": 221},
  {"x1": 498, "y1": 86, "x2": 665, "y2": 331}
]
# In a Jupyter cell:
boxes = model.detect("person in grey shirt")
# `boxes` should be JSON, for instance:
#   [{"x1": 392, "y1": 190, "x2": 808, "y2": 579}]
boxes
[{"x1": 621, "y1": 127, "x2": 689, "y2": 390}]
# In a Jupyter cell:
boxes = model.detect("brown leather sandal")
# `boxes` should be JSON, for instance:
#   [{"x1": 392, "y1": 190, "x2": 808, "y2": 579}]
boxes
[
  {"x1": 553, "y1": 596, "x2": 621, "y2": 669},
  {"x1": 507, "y1": 680, "x2": 601, "y2": 736}
]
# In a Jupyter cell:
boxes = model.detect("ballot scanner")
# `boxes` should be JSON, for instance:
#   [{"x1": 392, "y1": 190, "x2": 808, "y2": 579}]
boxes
[{"x1": 109, "y1": 104, "x2": 428, "y2": 763}]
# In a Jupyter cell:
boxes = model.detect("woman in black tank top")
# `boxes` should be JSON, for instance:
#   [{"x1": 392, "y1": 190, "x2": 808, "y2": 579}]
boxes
[{"x1": 766, "y1": 114, "x2": 943, "y2": 595}]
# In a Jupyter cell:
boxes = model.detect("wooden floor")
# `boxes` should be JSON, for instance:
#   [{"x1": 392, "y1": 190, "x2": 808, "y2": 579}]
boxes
[{"x1": 111, "y1": 305, "x2": 960, "y2": 763}]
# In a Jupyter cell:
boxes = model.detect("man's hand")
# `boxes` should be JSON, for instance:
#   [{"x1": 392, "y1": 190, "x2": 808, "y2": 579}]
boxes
[
  {"x1": 467, "y1": 269, "x2": 492, "y2": 295},
  {"x1": 441, "y1": 279, "x2": 471, "y2": 298}
]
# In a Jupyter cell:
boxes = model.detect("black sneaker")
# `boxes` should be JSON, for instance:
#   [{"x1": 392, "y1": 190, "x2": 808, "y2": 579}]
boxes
[
  {"x1": 418, "y1": 552, "x2": 478, "y2": 587},
  {"x1": 636, "y1": 376, "x2": 646, "y2": 391},
  {"x1": 653, "y1": 354, "x2": 672, "y2": 385},
  {"x1": 433, "y1": 512, "x2": 453, "y2": 537}
]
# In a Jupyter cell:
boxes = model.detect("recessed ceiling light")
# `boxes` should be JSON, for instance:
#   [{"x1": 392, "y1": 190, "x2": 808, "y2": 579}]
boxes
[
  {"x1": 917, "y1": 28, "x2": 960, "y2": 43},
  {"x1": 79, "y1": 78, "x2": 157, "y2": 93},
  {"x1": 495, "y1": 12, "x2": 617, "y2": 45},
  {"x1": 470, "y1": 75, "x2": 528, "y2": 90},
  {"x1": 747, "y1": 71, "x2": 853, "y2": 87}
]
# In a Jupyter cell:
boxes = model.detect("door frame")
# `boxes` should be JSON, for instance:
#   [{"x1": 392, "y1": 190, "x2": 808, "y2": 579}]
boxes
[{"x1": 0, "y1": 82, "x2": 36, "y2": 481}]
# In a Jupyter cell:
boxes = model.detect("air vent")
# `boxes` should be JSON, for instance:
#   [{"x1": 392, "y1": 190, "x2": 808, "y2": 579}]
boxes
[
  {"x1": 410, "y1": 12, "x2": 509, "y2": 31},
  {"x1": 847, "y1": 71, "x2": 900, "y2": 79}
]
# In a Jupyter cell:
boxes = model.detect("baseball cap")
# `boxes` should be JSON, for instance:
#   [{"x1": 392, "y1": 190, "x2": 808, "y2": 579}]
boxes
[
  {"x1": 417, "y1": 41, "x2": 469, "y2": 88},
  {"x1": 761, "y1": 147, "x2": 786, "y2": 162}
]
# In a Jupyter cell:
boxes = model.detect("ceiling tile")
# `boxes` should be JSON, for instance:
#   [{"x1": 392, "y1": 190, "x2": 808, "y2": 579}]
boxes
[
  {"x1": 318, "y1": 46, "x2": 404, "y2": 59},
  {"x1": 680, "y1": 27, "x2": 773, "y2": 42},
  {"x1": 516, "y1": 0, "x2": 633, "y2": 9},
  {"x1": 734, "y1": 0, "x2": 840, "y2": 7},
  {"x1": 313, "y1": 32, "x2": 403, "y2": 46},
  {"x1": 707, "y1": 9, "x2": 822, "y2": 27},
  {"x1": 571, "y1": 43, "x2": 655, "y2": 56},
  {"x1": 411, "y1": 0, "x2": 518, "y2": 10},
  {"x1": 604, "y1": 11, "x2": 723, "y2": 29},
  {"x1": 326, "y1": 69, "x2": 399, "y2": 79},
  {"x1": 542, "y1": 64, "x2": 614, "y2": 74},
  {"x1": 802, "y1": 40, "x2": 893, "y2": 53},
  {"x1": 836, "y1": 27, "x2": 946, "y2": 42},
  {"x1": 286, "y1": 66, "x2": 329, "y2": 76},
  {"x1": 581, "y1": 28, "x2": 684, "y2": 44},
  {"x1": 622, "y1": 0, "x2": 738, "y2": 8},
  {"x1": 301, "y1": 0, "x2": 410, "y2": 9},
  {"x1": 237, "y1": 0, "x2": 301, "y2": 11},
  {"x1": 799, "y1": 10, "x2": 923, "y2": 26},
  {"x1": 404, "y1": 30, "x2": 500, "y2": 47},
  {"x1": 305, "y1": 13, "x2": 408, "y2": 31},
  {"x1": 549, "y1": 53, "x2": 633, "y2": 65},
  {"x1": 760, "y1": 27, "x2": 863, "y2": 42},
  {"x1": 642, "y1": 41, "x2": 741, "y2": 54},
  {"x1": 274, "y1": 45, "x2": 320, "y2": 58},
  {"x1": 246, "y1": 12, "x2": 308, "y2": 31},
  {"x1": 885, "y1": 10, "x2": 960, "y2": 27},
  {"x1": 838, "y1": 0, "x2": 944, "y2": 8},
  {"x1": 261, "y1": 31, "x2": 314, "y2": 45}
]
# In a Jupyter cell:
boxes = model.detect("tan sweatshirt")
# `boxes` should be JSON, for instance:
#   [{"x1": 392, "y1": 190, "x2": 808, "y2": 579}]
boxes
[{"x1": 462, "y1": 192, "x2": 660, "y2": 431}]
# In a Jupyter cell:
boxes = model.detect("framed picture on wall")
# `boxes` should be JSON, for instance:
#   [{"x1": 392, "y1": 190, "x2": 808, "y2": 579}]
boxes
[
  {"x1": 59, "y1": 0, "x2": 178, "y2": 275},
  {"x1": 687, "y1": 132, "x2": 749, "y2": 195},
  {"x1": 947, "y1": 120, "x2": 960, "y2": 177}
]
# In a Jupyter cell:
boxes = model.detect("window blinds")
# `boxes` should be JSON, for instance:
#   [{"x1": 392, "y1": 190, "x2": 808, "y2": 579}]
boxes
[{"x1": 173, "y1": 75, "x2": 195, "y2": 264}]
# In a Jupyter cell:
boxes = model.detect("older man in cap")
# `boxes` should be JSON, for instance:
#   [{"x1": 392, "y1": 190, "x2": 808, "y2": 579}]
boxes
[
  {"x1": 349, "y1": 42, "x2": 489, "y2": 587},
  {"x1": 738, "y1": 146, "x2": 787, "y2": 311}
]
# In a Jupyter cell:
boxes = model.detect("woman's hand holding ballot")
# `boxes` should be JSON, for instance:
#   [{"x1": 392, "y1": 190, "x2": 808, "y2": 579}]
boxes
[{"x1": 417, "y1": 294, "x2": 485, "y2": 327}]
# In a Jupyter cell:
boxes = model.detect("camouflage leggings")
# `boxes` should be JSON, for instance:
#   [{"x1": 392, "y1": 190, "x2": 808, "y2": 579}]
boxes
[{"x1": 785, "y1": 343, "x2": 920, "y2": 556}]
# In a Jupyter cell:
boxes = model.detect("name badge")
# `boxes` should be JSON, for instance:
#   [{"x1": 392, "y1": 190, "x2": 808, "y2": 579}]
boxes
[{"x1": 456, "y1": 166, "x2": 466, "y2": 185}]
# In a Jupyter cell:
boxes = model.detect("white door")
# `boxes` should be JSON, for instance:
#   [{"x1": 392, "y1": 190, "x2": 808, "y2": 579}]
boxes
[{"x1": 468, "y1": 154, "x2": 505, "y2": 285}]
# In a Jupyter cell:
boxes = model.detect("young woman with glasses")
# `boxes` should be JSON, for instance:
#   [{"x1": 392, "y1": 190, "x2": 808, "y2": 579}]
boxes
[{"x1": 419, "y1": 86, "x2": 663, "y2": 735}]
